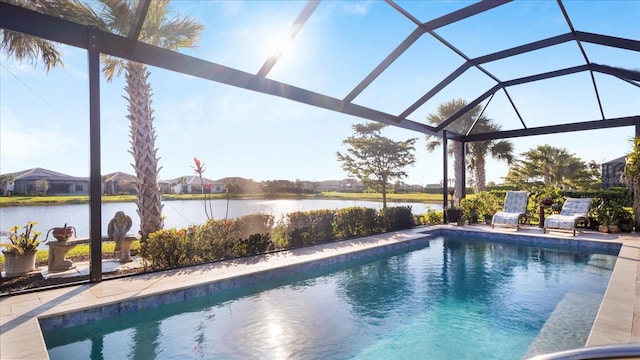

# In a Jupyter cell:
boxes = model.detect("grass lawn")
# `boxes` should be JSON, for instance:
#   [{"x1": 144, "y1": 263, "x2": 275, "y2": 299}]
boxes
[
  {"x1": 0, "y1": 192, "x2": 445, "y2": 206},
  {"x1": 0, "y1": 241, "x2": 141, "y2": 267}
]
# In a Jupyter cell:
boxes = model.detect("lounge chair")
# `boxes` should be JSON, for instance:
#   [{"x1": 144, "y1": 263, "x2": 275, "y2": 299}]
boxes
[
  {"x1": 492, "y1": 191, "x2": 529, "y2": 231},
  {"x1": 543, "y1": 197, "x2": 592, "y2": 236}
]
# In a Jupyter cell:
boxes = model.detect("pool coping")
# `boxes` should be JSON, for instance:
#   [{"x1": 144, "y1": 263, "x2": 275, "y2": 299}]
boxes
[{"x1": 1, "y1": 225, "x2": 638, "y2": 359}]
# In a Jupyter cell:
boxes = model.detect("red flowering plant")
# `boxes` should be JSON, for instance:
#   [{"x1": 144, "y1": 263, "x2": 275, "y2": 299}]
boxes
[{"x1": 192, "y1": 157, "x2": 214, "y2": 220}]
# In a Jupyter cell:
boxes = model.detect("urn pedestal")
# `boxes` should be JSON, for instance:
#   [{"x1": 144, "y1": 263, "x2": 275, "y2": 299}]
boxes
[{"x1": 47, "y1": 241, "x2": 77, "y2": 272}]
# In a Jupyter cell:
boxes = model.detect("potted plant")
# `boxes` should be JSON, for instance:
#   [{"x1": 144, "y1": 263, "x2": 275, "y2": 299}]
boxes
[
  {"x1": 619, "y1": 208, "x2": 634, "y2": 232},
  {"x1": 483, "y1": 213, "x2": 493, "y2": 225},
  {"x1": 608, "y1": 201, "x2": 622, "y2": 233},
  {"x1": 460, "y1": 198, "x2": 479, "y2": 224},
  {"x1": 598, "y1": 218, "x2": 610, "y2": 233},
  {"x1": 596, "y1": 201, "x2": 610, "y2": 233},
  {"x1": 1, "y1": 221, "x2": 41, "y2": 276},
  {"x1": 444, "y1": 188, "x2": 462, "y2": 223}
]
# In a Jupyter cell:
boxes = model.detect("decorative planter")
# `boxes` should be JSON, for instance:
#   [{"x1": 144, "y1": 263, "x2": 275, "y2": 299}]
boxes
[
  {"x1": 46, "y1": 225, "x2": 76, "y2": 242},
  {"x1": 598, "y1": 225, "x2": 609, "y2": 233},
  {"x1": 445, "y1": 209, "x2": 462, "y2": 223},
  {"x1": 609, "y1": 225, "x2": 620, "y2": 233},
  {"x1": 2, "y1": 249, "x2": 37, "y2": 277},
  {"x1": 620, "y1": 223, "x2": 633, "y2": 232}
]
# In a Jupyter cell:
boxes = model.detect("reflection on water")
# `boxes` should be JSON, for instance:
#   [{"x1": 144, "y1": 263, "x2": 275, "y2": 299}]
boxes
[
  {"x1": 0, "y1": 199, "x2": 440, "y2": 248},
  {"x1": 43, "y1": 237, "x2": 616, "y2": 360}
]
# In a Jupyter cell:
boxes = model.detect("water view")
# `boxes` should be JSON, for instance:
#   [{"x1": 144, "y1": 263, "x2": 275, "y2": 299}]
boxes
[{"x1": 1, "y1": 199, "x2": 440, "y2": 248}]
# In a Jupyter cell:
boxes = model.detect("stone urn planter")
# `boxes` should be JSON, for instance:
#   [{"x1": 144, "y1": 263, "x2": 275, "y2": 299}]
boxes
[
  {"x1": 2, "y1": 249, "x2": 37, "y2": 277},
  {"x1": 46, "y1": 224, "x2": 76, "y2": 242}
]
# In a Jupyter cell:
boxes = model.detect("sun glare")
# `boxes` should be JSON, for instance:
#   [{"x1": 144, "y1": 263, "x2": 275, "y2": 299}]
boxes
[{"x1": 265, "y1": 31, "x2": 294, "y2": 59}]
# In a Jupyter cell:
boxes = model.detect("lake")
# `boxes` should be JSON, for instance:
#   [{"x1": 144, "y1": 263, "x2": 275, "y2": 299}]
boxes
[{"x1": 0, "y1": 199, "x2": 441, "y2": 248}]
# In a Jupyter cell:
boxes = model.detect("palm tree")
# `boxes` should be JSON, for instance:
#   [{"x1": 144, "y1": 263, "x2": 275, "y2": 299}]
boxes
[
  {"x1": 506, "y1": 144, "x2": 595, "y2": 190},
  {"x1": 1, "y1": 0, "x2": 101, "y2": 71},
  {"x1": 426, "y1": 99, "x2": 475, "y2": 200},
  {"x1": 97, "y1": 0, "x2": 203, "y2": 239},
  {"x1": 623, "y1": 137, "x2": 640, "y2": 228},
  {"x1": 3, "y1": 1, "x2": 203, "y2": 239},
  {"x1": 466, "y1": 118, "x2": 514, "y2": 192},
  {"x1": 427, "y1": 99, "x2": 514, "y2": 195}
]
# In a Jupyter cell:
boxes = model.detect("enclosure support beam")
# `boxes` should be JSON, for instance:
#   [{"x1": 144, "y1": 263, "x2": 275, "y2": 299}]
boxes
[
  {"x1": 460, "y1": 142, "x2": 466, "y2": 200},
  {"x1": 442, "y1": 130, "x2": 448, "y2": 222},
  {"x1": 88, "y1": 28, "x2": 103, "y2": 283}
]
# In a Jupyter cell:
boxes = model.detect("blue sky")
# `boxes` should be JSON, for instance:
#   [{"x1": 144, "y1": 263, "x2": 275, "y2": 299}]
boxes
[{"x1": 1, "y1": 0, "x2": 639, "y2": 186}]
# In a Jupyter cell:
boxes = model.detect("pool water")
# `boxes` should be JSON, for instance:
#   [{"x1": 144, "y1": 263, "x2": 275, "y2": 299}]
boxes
[{"x1": 43, "y1": 236, "x2": 617, "y2": 360}]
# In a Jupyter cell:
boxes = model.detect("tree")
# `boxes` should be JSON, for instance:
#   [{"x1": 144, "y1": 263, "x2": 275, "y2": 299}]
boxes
[
  {"x1": 34, "y1": 179, "x2": 49, "y2": 195},
  {"x1": 504, "y1": 144, "x2": 599, "y2": 190},
  {"x1": 426, "y1": 99, "x2": 469, "y2": 199},
  {"x1": 1, "y1": 0, "x2": 105, "y2": 70},
  {"x1": 0, "y1": 174, "x2": 15, "y2": 196},
  {"x1": 336, "y1": 122, "x2": 416, "y2": 209},
  {"x1": 98, "y1": 0, "x2": 204, "y2": 239},
  {"x1": 466, "y1": 117, "x2": 514, "y2": 192},
  {"x1": 426, "y1": 99, "x2": 514, "y2": 195},
  {"x1": 623, "y1": 137, "x2": 640, "y2": 228},
  {"x1": 1, "y1": 0, "x2": 75, "y2": 72},
  {"x1": 2, "y1": 1, "x2": 203, "y2": 240}
]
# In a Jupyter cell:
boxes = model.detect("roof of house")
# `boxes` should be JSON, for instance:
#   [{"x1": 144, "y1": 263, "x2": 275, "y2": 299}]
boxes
[
  {"x1": 167, "y1": 175, "x2": 220, "y2": 186},
  {"x1": 8, "y1": 168, "x2": 86, "y2": 181},
  {"x1": 103, "y1": 172, "x2": 137, "y2": 182},
  {"x1": 602, "y1": 156, "x2": 627, "y2": 165}
]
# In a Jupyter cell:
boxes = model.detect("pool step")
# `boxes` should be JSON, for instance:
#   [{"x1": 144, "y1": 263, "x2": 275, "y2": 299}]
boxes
[{"x1": 522, "y1": 277, "x2": 605, "y2": 359}]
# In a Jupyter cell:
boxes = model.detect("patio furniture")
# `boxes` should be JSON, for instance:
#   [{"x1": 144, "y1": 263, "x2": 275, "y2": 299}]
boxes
[
  {"x1": 543, "y1": 197, "x2": 592, "y2": 236},
  {"x1": 492, "y1": 191, "x2": 529, "y2": 231}
]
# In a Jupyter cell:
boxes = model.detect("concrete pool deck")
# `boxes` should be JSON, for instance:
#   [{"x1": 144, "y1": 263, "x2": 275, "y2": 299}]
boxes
[{"x1": 1, "y1": 225, "x2": 639, "y2": 359}]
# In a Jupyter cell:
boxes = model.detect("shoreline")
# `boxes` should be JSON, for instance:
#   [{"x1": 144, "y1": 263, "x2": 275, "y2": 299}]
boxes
[{"x1": 0, "y1": 192, "x2": 444, "y2": 207}]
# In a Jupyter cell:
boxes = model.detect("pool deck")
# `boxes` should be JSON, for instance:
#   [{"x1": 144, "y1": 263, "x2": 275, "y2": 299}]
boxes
[{"x1": 1, "y1": 225, "x2": 639, "y2": 359}]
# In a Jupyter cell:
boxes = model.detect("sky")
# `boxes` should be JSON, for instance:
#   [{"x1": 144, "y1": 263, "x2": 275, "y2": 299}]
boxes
[{"x1": 1, "y1": 0, "x2": 639, "y2": 187}]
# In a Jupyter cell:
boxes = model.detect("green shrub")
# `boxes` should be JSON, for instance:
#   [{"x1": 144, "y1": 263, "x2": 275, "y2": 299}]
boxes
[
  {"x1": 193, "y1": 219, "x2": 233, "y2": 261},
  {"x1": 423, "y1": 208, "x2": 443, "y2": 224},
  {"x1": 473, "y1": 191, "x2": 503, "y2": 219},
  {"x1": 379, "y1": 206, "x2": 415, "y2": 232},
  {"x1": 334, "y1": 207, "x2": 382, "y2": 239},
  {"x1": 229, "y1": 214, "x2": 275, "y2": 256},
  {"x1": 284, "y1": 209, "x2": 336, "y2": 248},
  {"x1": 141, "y1": 228, "x2": 196, "y2": 270},
  {"x1": 229, "y1": 233, "x2": 270, "y2": 256},
  {"x1": 139, "y1": 205, "x2": 422, "y2": 271}
]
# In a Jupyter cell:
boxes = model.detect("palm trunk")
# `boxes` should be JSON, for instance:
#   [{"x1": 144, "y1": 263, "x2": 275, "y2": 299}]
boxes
[
  {"x1": 381, "y1": 183, "x2": 387, "y2": 209},
  {"x1": 453, "y1": 141, "x2": 464, "y2": 201},
  {"x1": 474, "y1": 155, "x2": 486, "y2": 192},
  {"x1": 125, "y1": 61, "x2": 163, "y2": 240},
  {"x1": 634, "y1": 182, "x2": 640, "y2": 230}
]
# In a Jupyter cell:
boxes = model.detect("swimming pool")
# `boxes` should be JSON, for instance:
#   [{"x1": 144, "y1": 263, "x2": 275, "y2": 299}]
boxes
[{"x1": 42, "y1": 235, "x2": 617, "y2": 359}]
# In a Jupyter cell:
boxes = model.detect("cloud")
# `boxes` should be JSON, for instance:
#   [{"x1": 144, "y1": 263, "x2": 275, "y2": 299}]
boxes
[{"x1": 340, "y1": 1, "x2": 372, "y2": 15}]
